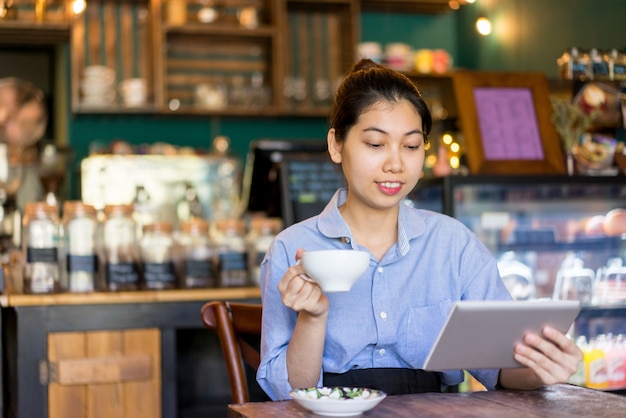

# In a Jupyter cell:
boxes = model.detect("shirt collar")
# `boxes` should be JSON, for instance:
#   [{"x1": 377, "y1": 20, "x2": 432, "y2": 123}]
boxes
[{"x1": 317, "y1": 188, "x2": 426, "y2": 255}]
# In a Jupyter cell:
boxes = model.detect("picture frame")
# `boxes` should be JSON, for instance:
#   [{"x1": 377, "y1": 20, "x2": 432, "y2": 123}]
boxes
[{"x1": 452, "y1": 71, "x2": 566, "y2": 175}]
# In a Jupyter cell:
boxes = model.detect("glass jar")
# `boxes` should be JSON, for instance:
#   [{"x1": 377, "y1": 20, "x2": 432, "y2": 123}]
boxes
[
  {"x1": 214, "y1": 218, "x2": 248, "y2": 287},
  {"x1": 60, "y1": 201, "x2": 99, "y2": 293},
  {"x1": 140, "y1": 221, "x2": 177, "y2": 290},
  {"x1": 176, "y1": 218, "x2": 218, "y2": 289},
  {"x1": 102, "y1": 204, "x2": 140, "y2": 291},
  {"x1": 246, "y1": 217, "x2": 282, "y2": 286},
  {"x1": 22, "y1": 202, "x2": 60, "y2": 293}
]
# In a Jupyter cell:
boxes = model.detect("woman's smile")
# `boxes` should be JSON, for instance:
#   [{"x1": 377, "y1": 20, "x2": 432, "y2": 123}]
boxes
[{"x1": 377, "y1": 181, "x2": 404, "y2": 195}]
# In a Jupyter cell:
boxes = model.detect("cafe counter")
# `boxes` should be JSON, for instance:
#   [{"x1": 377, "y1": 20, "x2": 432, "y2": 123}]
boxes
[{"x1": 0, "y1": 287, "x2": 262, "y2": 418}]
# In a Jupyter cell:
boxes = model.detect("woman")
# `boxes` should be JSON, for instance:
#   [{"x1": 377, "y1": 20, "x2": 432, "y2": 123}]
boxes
[{"x1": 256, "y1": 59, "x2": 582, "y2": 400}]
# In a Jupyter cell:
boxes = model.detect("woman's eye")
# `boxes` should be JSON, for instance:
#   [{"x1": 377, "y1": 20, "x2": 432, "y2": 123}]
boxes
[{"x1": 367, "y1": 142, "x2": 383, "y2": 148}]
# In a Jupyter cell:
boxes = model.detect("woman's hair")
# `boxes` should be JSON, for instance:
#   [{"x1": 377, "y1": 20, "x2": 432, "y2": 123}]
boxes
[{"x1": 329, "y1": 59, "x2": 432, "y2": 144}]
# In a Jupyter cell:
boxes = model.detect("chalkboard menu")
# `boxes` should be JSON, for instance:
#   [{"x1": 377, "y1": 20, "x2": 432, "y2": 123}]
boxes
[{"x1": 280, "y1": 153, "x2": 345, "y2": 226}]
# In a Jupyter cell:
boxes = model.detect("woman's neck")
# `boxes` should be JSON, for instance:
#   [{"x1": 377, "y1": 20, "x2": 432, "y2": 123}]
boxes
[{"x1": 339, "y1": 202, "x2": 399, "y2": 260}]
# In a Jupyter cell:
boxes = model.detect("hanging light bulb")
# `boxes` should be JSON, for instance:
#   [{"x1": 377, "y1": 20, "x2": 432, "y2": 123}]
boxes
[
  {"x1": 476, "y1": 15, "x2": 492, "y2": 36},
  {"x1": 72, "y1": 0, "x2": 86, "y2": 15}
]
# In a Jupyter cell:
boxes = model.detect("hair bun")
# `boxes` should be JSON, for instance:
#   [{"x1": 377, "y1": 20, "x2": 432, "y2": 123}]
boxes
[{"x1": 352, "y1": 58, "x2": 382, "y2": 73}]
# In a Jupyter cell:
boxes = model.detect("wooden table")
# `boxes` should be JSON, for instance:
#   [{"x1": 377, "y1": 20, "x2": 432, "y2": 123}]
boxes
[{"x1": 228, "y1": 384, "x2": 626, "y2": 418}]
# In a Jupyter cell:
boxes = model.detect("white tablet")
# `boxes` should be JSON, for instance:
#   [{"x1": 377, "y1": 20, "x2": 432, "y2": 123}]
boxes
[{"x1": 422, "y1": 300, "x2": 581, "y2": 371}]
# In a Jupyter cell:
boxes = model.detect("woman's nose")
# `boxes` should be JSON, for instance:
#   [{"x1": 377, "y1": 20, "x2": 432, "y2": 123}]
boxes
[{"x1": 383, "y1": 150, "x2": 403, "y2": 173}]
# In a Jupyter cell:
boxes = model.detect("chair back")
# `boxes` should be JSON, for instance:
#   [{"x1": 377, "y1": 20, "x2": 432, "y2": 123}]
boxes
[{"x1": 200, "y1": 301, "x2": 263, "y2": 404}]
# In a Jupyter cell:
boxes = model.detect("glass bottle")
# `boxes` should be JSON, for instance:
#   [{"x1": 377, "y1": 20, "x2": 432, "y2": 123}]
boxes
[
  {"x1": 133, "y1": 184, "x2": 158, "y2": 240},
  {"x1": 102, "y1": 204, "x2": 140, "y2": 291},
  {"x1": 140, "y1": 221, "x2": 177, "y2": 290},
  {"x1": 569, "y1": 47, "x2": 591, "y2": 81},
  {"x1": 246, "y1": 217, "x2": 282, "y2": 286},
  {"x1": 176, "y1": 182, "x2": 204, "y2": 224},
  {"x1": 60, "y1": 201, "x2": 99, "y2": 293},
  {"x1": 589, "y1": 48, "x2": 609, "y2": 80},
  {"x1": 176, "y1": 218, "x2": 218, "y2": 288},
  {"x1": 22, "y1": 202, "x2": 60, "y2": 293},
  {"x1": 214, "y1": 218, "x2": 248, "y2": 287},
  {"x1": 609, "y1": 48, "x2": 626, "y2": 81}
]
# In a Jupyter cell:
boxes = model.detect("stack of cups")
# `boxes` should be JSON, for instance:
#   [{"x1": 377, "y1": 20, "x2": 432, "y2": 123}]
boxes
[{"x1": 81, "y1": 66, "x2": 116, "y2": 106}]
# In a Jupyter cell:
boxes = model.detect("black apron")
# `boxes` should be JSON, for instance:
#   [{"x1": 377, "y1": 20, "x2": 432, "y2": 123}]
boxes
[{"x1": 323, "y1": 368, "x2": 442, "y2": 395}]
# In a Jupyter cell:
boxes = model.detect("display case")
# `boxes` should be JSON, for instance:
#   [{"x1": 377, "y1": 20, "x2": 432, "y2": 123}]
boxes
[
  {"x1": 409, "y1": 175, "x2": 626, "y2": 332},
  {"x1": 410, "y1": 175, "x2": 626, "y2": 391}
]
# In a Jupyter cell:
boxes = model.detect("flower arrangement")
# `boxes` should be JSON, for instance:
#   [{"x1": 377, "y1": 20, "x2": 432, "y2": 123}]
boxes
[{"x1": 549, "y1": 95, "x2": 598, "y2": 154}]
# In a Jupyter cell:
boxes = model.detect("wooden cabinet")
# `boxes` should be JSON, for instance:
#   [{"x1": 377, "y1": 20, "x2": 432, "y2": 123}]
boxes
[
  {"x1": 68, "y1": 0, "x2": 359, "y2": 116},
  {"x1": 0, "y1": 287, "x2": 262, "y2": 418}
]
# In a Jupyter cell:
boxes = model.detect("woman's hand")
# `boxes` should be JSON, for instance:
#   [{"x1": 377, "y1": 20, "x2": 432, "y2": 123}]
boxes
[
  {"x1": 500, "y1": 326, "x2": 583, "y2": 389},
  {"x1": 278, "y1": 248, "x2": 329, "y2": 318}
]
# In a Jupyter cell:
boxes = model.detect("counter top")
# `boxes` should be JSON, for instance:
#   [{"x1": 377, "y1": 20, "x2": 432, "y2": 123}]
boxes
[
  {"x1": 228, "y1": 384, "x2": 626, "y2": 418},
  {"x1": 0, "y1": 286, "x2": 261, "y2": 307}
]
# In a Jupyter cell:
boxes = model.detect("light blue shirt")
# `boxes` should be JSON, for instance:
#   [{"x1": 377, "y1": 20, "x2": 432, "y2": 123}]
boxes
[{"x1": 257, "y1": 188, "x2": 511, "y2": 400}]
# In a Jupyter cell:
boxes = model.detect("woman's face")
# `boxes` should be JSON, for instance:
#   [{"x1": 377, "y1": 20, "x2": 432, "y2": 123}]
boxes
[{"x1": 328, "y1": 99, "x2": 426, "y2": 212}]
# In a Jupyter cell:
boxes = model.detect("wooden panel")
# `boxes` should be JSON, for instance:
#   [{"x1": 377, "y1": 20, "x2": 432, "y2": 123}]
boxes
[
  {"x1": 122, "y1": 329, "x2": 161, "y2": 418},
  {"x1": 284, "y1": 1, "x2": 357, "y2": 113},
  {"x1": 48, "y1": 329, "x2": 161, "y2": 418},
  {"x1": 86, "y1": 331, "x2": 124, "y2": 418},
  {"x1": 56, "y1": 355, "x2": 151, "y2": 385},
  {"x1": 49, "y1": 333, "x2": 88, "y2": 418}
]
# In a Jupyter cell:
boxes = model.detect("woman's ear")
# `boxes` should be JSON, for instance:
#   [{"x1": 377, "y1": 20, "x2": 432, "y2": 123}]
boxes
[{"x1": 327, "y1": 128, "x2": 342, "y2": 164}]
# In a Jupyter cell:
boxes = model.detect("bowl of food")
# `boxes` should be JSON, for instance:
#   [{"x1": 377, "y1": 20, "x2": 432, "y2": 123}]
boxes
[
  {"x1": 300, "y1": 250, "x2": 370, "y2": 292},
  {"x1": 290, "y1": 387, "x2": 386, "y2": 417}
]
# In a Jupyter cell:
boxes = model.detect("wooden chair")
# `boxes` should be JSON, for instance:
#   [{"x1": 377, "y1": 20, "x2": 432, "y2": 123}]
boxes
[{"x1": 200, "y1": 301, "x2": 263, "y2": 404}]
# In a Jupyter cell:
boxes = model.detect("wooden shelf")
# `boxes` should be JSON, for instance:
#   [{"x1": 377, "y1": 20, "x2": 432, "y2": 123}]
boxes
[
  {"x1": 0, "y1": 286, "x2": 262, "y2": 307},
  {"x1": 361, "y1": 0, "x2": 456, "y2": 14},
  {"x1": 0, "y1": 20, "x2": 70, "y2": 45},
  {"x1": 164, "y1": 22, "x2": 277, "y2": 37},
  {"x1": 69, "y1": 0, "x2": 359, "y2": 117}
]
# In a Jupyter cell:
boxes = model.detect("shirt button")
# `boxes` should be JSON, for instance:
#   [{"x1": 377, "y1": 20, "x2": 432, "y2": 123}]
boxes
[
  {"x1": 377, "y1": 266, "x2": 383, "y2": 273},
  {"x1": 379, "y1": 348, "x2": 386, "y2": 355},
  {"x1": 380, "y1": 311, "x2": 387, "y2": 319}
]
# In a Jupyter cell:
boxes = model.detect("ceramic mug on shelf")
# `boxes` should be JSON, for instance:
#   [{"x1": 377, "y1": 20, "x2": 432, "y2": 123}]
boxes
[{"x1": 119, "y1": 78, "x2": 147, "y2": 107}]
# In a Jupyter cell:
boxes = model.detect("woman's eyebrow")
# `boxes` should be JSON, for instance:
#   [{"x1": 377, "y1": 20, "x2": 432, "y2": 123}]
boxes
[{"x1": 362, "y1": 127, "x2": 424, "y2": 136}]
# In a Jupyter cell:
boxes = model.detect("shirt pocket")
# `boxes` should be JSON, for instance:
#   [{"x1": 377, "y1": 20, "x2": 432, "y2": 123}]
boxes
[{"x1": 404, "y1": 299, "x2": 454, "y2": 368}]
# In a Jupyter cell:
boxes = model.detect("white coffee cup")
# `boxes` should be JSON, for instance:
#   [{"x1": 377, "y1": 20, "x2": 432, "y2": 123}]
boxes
[
  {"x1": 300, "y1": 250, "x2": 370, "y2": 292},
  {"x1": 120, "y1": 78, "x2": 147, "y2": 107}
]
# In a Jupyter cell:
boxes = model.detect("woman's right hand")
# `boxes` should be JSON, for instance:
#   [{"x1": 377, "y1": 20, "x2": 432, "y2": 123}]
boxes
[{"x1": 278, "y1": 248, "x2": 329, "y2": 318}]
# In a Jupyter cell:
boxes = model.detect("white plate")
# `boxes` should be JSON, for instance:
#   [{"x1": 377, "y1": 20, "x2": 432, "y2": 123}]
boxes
[{"x1": 290, "y1": 387, "x2": 386, "y2": 417}]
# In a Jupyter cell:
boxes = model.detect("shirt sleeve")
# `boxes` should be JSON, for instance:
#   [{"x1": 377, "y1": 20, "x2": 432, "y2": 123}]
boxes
[{"x1": 255, "y1": 241, "x2": 324, "y2": 400}]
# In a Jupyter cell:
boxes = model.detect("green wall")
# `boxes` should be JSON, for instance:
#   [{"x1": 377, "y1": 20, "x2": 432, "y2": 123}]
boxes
[
  {"x1": 67, "y1": 0, "x2": 626, "y2": 199},
  {"x1": 456, "y1": 0, "x2": 626, "y2": 76}
]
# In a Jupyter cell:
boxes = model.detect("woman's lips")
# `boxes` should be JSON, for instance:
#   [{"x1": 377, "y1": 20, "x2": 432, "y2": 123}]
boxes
[{"x1": 377, "y1": 181, "x2": 403, "y2": 195}]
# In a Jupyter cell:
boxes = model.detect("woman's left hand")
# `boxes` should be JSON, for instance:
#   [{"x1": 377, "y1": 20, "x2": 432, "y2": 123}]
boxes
[{"x1": 508, "y1": 325, "x2": 583, "y2": 387}]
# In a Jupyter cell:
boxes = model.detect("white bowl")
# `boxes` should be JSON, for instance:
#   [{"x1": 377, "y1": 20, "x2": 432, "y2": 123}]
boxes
[
  {"x1": 300, "y1": 250, "x2": 369, "y2": 292},
  {"x1": 290, "y1": 387, "x2": 386, "y2": 417}
]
